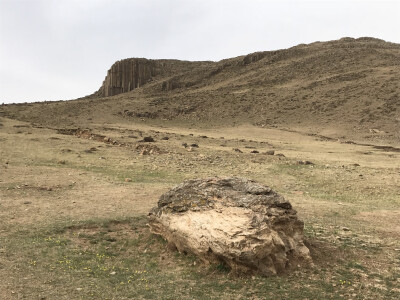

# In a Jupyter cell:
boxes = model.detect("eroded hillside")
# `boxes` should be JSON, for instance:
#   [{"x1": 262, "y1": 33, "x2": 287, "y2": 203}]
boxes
[{"x1": 1, "y1": 37, "x2": 399, "y2": 144}]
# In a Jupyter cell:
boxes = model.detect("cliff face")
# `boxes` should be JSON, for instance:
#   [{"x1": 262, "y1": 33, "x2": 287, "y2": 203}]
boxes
[
  {"x1": 99, "y1": 58, "x2": 158, "y2": 97},
  {"x1": 97, "y1": 58, "x2": 212, "y2": 97}
]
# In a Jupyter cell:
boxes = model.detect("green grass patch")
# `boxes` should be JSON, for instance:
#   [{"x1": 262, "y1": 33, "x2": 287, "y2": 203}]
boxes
[{"x1": 2, "y1": 216, "x2": 399, "y2": 299}]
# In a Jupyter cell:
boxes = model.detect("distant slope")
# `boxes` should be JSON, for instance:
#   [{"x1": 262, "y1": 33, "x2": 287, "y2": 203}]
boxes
[{"x1": 1, "y1": 37, "x2": 399, "y2": 143}]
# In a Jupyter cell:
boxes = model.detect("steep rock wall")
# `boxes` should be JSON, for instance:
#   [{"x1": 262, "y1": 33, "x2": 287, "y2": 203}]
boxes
[{"x1": 99, "y1": 58, "x2": 158, "y2": 97}]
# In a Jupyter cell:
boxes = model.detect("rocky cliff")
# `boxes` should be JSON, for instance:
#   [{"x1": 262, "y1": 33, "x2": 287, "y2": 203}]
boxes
[
  {"x1": 97, "y1": 58, "x2": 212, "y2": 97},
  {"x1": 98, "y1": 58, "x2": 158, "y2": 97}
]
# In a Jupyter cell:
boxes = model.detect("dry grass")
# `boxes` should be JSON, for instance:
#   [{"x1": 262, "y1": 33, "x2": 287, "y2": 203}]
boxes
[{"x1": 0, "y1": 116, "x2": 399, "y2": 299}]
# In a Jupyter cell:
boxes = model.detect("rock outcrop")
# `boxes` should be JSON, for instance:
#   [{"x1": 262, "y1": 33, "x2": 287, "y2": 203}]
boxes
[
  {"x1": 97, "y1": 58, "x2": 213, "y2": 97},
  {"x1": 99, "y1": 58, "x2": 157, "y2": 97},
  {"x1": 148, "y1": 177, "x2": 312, "y2": 276}
]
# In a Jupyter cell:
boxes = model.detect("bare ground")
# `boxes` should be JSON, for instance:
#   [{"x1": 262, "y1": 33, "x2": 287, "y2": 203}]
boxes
[{"x1": 0, "y1": 116, "x2": 399, "y2": 299}]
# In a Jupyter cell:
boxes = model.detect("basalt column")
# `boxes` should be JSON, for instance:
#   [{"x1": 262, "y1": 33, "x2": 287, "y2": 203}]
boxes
[{"x1": 99, "y1": 58, "x2": 158, "y2": 97}]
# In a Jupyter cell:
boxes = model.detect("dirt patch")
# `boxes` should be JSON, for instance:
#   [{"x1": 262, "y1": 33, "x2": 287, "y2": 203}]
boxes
[{"x1": 354, "y1": 210, "x2": 400, "y2": 238}]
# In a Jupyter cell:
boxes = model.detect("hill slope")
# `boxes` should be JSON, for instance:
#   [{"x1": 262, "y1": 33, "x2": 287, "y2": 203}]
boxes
[{"x1": 1, "y1": 37, "x2": 399, "y2": 143}]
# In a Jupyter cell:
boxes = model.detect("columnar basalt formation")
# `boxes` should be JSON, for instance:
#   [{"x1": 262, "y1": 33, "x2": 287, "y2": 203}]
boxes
[{"x1": 99, "y1": 58, "x2": 158, "y2": 97}]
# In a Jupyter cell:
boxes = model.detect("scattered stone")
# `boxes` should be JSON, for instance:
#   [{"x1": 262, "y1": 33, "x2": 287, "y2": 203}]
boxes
[
  {"x1": 142, "y1": 136, "x2": 155, "y2": 142},
  {"x1": 182, "y1": 143, "x2": 188, "y2": 148},
  {"x1": 297, "y1": 160, "x2": 314, "y2": 165},
  {"x1": 369, "y1": 128, "x2": 384, "y2": 134},
  {"x1": 275, "y1": 153, "x2": 286, "y2": 157},
  {"x1": 200, "y1": 135, "x2": 208, "y2": 138},
  {"x1": 250, "y1": 150, "x2": 259, "y2": 154},
  {"x1": 342, "y1": 227, "x2": 350, "y2": 231},
  {"x1": 265, "y1": 150, "x2": 275, "y2": 155},
  {"x1": 84, "y1": 147, "x2": 98, "y2": 153},
  {"x1": 23, "y1": 201, "x2": 32, "y2": 205},
  {"x1": 125, "y1": 178, "x2": 132, "y2": 182},
  {"x1": 191, "y1": 143, "x2": 199, "y2": 148},
  {"x1": 136, "y1": 144, "x2": 162, "y2": 155},
  {"x1": 161, "y1": 137, "x2": 169, "y2": 140},
  {"x1": 233, "y1": 148, "x2": 243, "y2": 153},
  {"x1": 148, "y1": 177, "x2": 312, "y2": 276}
]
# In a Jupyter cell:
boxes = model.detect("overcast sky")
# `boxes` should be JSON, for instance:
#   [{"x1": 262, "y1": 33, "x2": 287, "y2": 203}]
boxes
[{"x1": 1, "y1": 0, "x2": 399, "y2": 104}]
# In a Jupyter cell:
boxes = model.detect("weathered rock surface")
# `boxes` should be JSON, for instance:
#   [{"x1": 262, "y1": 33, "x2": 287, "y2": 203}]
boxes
[
  {"x1": 148, "y1": 177, "x2": 312, "y2": 276},
  {"x1": 99, "y1": 58, "x2": 157, "y2": 97},
  {"x1": 97, "y1": 58, "x2": 212, "y2": 97}
]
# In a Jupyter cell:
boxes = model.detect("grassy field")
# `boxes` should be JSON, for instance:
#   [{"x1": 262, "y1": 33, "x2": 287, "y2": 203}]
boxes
[{"x1": 1, "y1": 116, "x2": 399, "y2": 299}]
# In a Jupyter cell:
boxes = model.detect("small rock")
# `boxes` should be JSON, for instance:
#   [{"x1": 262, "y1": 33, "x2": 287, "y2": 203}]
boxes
[
  {"x1": 265, "y1": 150, "x2": 275, "y2": 155},
  {"x1": 342, "y1": 227, "x2": 350, "y2": 231},
  {"x1": 297, "y1": 160, "x2": 314, "y2": 165},
  {"x1": 23, "y1": 201, "x2": 32, "y2": 205},
  {"x1": 125, "y1": 178, "x2": 132, "y2": 182},
  {"x1": 251, "y1": 150, "x2": 259, "y2": 154},
  {"x1": 275, "y1": 153, "x2": 286, "y2": 157},
  {"x1": 182, "y1": 143, "x2": 188, "y2": 148},
  {"x1": 191, "y1": 143, "x2": 199, "y2": 148},
  {"x1": 142, "y1": 136, "x2": 155, "y2": 142},
  {"x1": 161, "y1": 137, "x2": 169, "y2": 140},
  {"x1": 233, "y1": 148, "x2": 243, "y2": 153}
]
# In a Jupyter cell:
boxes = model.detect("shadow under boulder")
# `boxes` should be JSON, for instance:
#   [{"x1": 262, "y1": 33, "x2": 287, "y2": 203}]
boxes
[{"x1": 148, "y1": 177, "x2": 313, "y2": 276}]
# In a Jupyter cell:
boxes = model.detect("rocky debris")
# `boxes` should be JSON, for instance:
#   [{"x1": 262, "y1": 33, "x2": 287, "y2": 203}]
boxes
[
  {"x1": 250, "y1": 150, "x2": 259, "y2": 154},
  {"x1": 136, "y1": 144, "x2": 162, "y2": 155},
  {"x1": 182, "y1": 143, "x2": 188, "y2": 148},
  {"x1": 275, "y1": 153, "x2": 286, "y2": 157},
  {"x1": 57, "y1": 128, "x2": 124, "y2": 146},
  {"x1": 190, "y1": 143, "x2": 199, "y2": 148},
  {"x1": 233, "y1": 148, "x2": 243, "y2": 153},
  {"x1": 161, "y1": 137, "x2": 169, "y2": 140},
  {"x1": 148, "y1": 177, "x2": 312, "y2": 276}
]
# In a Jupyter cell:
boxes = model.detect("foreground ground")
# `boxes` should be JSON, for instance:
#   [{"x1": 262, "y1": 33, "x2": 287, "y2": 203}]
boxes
[{"x1": 0, "y1": 116, "x2": 399, "y2": 299}]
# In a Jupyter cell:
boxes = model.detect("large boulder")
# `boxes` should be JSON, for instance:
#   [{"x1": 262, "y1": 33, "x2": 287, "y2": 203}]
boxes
[{"x1": 148, "y1": 177, "x2": 312, "y2": 276}]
